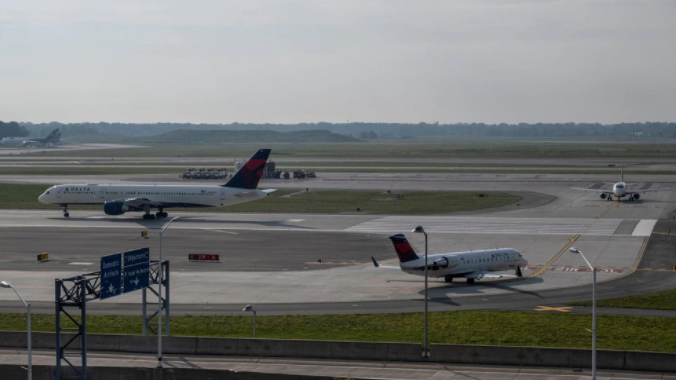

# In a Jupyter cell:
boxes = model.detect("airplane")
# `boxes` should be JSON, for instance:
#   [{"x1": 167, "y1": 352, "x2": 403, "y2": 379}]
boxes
[
  {"x1": 0, "y1": 128, "x2": 61, "y2": 147},
  {"x1": 571, "y1": 164, "x2": 672, "y2": 201},
  {"x1": 38, "y1": 148, "x2": 275, "y2": 219},
  {"x1": 21, "y1": 128, "x2": 62, "y2": 146},
  {"x1": 372, "y1": 234, "x2": 527, "y2": 285}
]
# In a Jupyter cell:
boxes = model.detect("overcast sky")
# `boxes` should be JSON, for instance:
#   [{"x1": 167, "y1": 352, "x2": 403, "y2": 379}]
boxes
[{"x1": 1, "y1": 0, "x2": 675, "y2": 124}]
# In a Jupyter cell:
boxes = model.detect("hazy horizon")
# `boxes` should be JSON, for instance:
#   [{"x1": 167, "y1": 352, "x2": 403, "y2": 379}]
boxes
[{"x1": 2, "y1": 1, "x2": 675, "y2": 124}]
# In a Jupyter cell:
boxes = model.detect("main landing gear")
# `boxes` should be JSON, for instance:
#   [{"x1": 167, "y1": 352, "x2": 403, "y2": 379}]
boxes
[
  {"x1": 142, "y1": 209, "x2": 168, "y2": 220},
  {"x1": 466, "y1": 278, "x2": 475, "y2": 285},
  {"x1": 61, "y1": 205, "x2": 69, "y2": 218}
]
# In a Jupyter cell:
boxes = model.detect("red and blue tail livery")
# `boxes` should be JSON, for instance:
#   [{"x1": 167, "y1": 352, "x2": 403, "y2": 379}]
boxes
[
  {"x1": 223, "y1": 149, "x2": 271, "y2": 189},
  {"x1": 389, "y1": 234, "x2": 420, "y2": 263}
]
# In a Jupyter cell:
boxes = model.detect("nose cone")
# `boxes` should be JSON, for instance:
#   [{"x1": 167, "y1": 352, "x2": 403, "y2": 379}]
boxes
[{"x1": 38, "y1": 193, "x2": 47, "y2": 204}]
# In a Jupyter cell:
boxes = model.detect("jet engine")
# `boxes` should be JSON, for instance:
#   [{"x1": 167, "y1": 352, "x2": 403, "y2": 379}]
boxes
[
  {"x1": 103, "y1": 201, "x2": 130, "y2": 215},
  {"x1": 433, "y1": 257, "x2": 449, "y2": 269},
  {"x1": 433, "y1": 256, "x2": 461, "y2": 269},
  {"x1": 600, "y1": 193, "x2": 607, "y2": 199},
  {"x1": 633, "y1": 193, "x2": 640, "y2": 200}
]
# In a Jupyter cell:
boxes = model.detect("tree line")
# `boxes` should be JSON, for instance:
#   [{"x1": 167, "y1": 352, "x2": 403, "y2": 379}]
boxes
[{"x1": 14, "y1": 121, "x2": 676, "y2": 139}]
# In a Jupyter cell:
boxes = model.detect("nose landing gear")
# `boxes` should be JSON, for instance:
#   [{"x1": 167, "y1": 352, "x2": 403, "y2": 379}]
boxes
[{"x1": 62, "y1": 205, "x2": 70, "y2": 218}]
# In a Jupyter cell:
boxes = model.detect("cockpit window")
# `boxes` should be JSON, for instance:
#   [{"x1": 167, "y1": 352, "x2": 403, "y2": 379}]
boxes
[{"x1": 46, "y1": 191, "x2": 50, "y2": 194}]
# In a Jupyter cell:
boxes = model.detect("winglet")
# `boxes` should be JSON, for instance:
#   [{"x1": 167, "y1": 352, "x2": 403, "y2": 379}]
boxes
[
  {"x1": 223, "y1": 149, "x2": 271, "y2": 189},
  {"x1": 371, "y1": 256, "x2": 380, "y2": 267}
]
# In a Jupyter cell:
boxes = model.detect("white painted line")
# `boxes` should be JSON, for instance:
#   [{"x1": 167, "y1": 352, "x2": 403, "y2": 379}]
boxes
[
  {"x1": 286, "y1": 219, "x2": 305, "y2": 223},
  {"x1": 69, "y1": 262, "x2": 93, "y2": 266},
  {"x1": 631, "y1": 219, "x2": 658, "y2": 237}
]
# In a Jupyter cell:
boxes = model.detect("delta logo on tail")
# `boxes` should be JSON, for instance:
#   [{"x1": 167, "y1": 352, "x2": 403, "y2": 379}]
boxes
[
  {"x1": 389, "y1": 234, "x2": 420, "y2": 263},
  {"x1": 223, "y1": 149, "x2": 271, "y2": 190}
]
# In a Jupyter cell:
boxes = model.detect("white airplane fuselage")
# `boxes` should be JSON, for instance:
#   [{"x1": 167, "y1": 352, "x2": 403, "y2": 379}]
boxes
[
  {"x1": 612, "y1": 181, "x2": 627, "y2": 198},
  {"x1": 38, "y1": 183, "x2": 269, "y2": 209},
  {"x1": 400, "y1": 248, "x2": 527, "y2": 279}
]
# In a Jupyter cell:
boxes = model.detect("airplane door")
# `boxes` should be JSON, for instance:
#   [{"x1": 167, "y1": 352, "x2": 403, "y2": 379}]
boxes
[
  {"x1": 98, "y1": 188, "x2": 105, "y2": 199},
  {"x1": 220, "y1": 191, "x2": 226, "y2": 200},
  {"x1": 57, "y1": 189, "x2": 61, "y2": 199}
]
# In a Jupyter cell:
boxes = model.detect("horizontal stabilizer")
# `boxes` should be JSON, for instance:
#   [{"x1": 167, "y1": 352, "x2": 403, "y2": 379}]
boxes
[{"x1": 371, "y1": 256, "x2": 400, "y2": 269}]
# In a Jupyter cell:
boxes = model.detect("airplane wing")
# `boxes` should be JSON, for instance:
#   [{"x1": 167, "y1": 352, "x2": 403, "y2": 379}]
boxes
[
  {"x1": 465, "y1": 271, "x2": 518, "y2": 279},
  {"x1": 121, "y1": 197, "x2": 163, "y2": 208},
  {"x1": 371, "y1": 257, "x2": 400, "y2": 269},
  {"x1": 630, "y1": 187, "x2": 673, "y2": 194},
  {"x1": 570, "y1": 187, "x2": 610, "y2": 194}
]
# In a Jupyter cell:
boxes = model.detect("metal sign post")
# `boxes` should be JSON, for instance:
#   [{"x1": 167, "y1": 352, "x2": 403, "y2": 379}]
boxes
[{"x1": 55, "y1": 248, "x2": 165, "y2": 380}]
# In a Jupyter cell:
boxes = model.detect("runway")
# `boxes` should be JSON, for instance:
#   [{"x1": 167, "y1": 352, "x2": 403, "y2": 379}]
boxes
[{"x1": 0, "y1": 171, "x2": 674, "y2": 315}]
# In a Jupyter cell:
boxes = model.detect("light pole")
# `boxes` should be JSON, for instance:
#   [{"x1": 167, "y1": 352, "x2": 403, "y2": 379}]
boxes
[
  {"x1": 569, "y1": 247, "x2": 596, "y2": 380},
  {"x1": 0, "y1": 281, "x2": 31, "y2": 380},
  {"x1": 242, "y1": 304, "x2": 257, "y2": 338},
  {"x1": 412, "y1": 225, "x2": 430, "y2": 358},
  {"x1": 157, "y1": 216, "x2": 178, "y2": 368}
]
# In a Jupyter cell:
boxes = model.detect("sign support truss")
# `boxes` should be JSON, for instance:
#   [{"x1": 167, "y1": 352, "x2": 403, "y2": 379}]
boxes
[
  {"x1": 142, "y1": 260, "x2": 170, "y2": 336},
  {"x1": 54, "y1": 260, "x2": 168, "y2": 380}
]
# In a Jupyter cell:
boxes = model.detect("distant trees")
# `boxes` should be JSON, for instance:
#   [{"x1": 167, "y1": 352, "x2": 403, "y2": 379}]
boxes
[
  {"x1": 16, "y1": 121, "x2": 676, "y2": 139},
  {"x1": 0, "y1": 120, "x2": 29, "y2": 139}
]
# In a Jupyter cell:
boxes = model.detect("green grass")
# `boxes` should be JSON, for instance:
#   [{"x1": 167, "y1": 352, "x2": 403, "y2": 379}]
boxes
[
  {"x1": 569, "y1": 289, "x2": 676, "y2": 311},
  {"x1": 1, "y1": 311, "x2": 675, "y2": 352},
  {"x1": 0, "y1": 184, "x2": 521, "y2": 214},
  {"x1": 222, "y1": 190, "x2": 520, "y2": 214},
  {"x1": 3, "y1": 165, "x2": 676, "y2": 176},
  {"x1": 20, "y1": 140, "x2": 676, "y2": 159},
  {"x1": 0, "y1": 167, "x2": 181, "y2": 176}
]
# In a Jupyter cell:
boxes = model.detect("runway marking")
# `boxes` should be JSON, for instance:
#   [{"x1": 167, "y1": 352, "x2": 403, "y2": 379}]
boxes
[
  {"x1": 595, "y1": 201, "x2": 620, "y2": 219},
  {"x1": 344, "y1": 216, "x2": 623, "y2": 236},
  {"x1": 631, "y1": 220, "x2": 657, "y2": 236},
  {"x1": 529, "y1": 234, "x2": 579, "y2": 278},
  {"x1": 535, "y1": 306, "x2": 572, "y2": 313},
  {"x1": 69, "y1": 262, "x2": 93, "y2": 266},
  {"x1": 203, "y1": 229, "x2": 238, "y2": 235},
  {"x1": 286, "y1": 219, "x2": 305, "y2": 223},
  {"x1": 531, "y1": 201, "x2": 624, "y2": 278},
  {"x1": 632, "y1": 236, "x2": 650, "y2": 270},
  {"x1": 652, "y1": 232, "x2": 676, "y2": 237}
]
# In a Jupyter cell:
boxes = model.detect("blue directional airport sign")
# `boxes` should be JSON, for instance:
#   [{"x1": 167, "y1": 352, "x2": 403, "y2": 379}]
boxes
[
  {"x1": 100, "y1": 253, "x2": 122, "y2": 300},
  {"x1": 123, "y1": 248, "x2": 150, "y2": 293},
  {"x1": 99, "y1": 248, "x2": 150, "y2": 300}
]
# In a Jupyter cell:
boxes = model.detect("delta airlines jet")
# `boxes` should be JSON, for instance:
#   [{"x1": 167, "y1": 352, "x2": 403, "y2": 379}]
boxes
[
  {"x1": 372, "y1": 234, "x2": 527, "y2": 284},
  {"x1": 571, "y1": 164, "x2": 672, "y2": 201},
  {"x1": 38, "y1": 149, "x2": 274, "y2": 219}
]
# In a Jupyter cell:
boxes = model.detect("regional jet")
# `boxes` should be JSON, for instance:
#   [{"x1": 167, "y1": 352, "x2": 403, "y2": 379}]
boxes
[
  {"x1": 372, "y1": 234, "x2": 527, "y2": 284},
  {"x1": 38, "y1": 149, "x2": 275, "y2": 219},
  {"x1": 571, "y1": 164, "x2": 672, "y2": 201}
]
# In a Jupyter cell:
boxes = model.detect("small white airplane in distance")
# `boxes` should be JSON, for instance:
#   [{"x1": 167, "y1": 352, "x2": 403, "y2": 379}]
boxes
[
  {"x1": 38, "y1": 148, "x2": 275, "y2": 219},
  {"x1": 372, "y1": 234, "x2": 527, "y2": 285},
  {"x1": 571, "y1": 164, "x2": 672, "y2": 202}
]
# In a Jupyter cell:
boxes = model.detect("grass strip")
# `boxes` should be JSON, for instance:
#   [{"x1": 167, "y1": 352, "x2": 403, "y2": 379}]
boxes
[
  {"x1": 20, "y1": 140, "x2": 676, "y2": 159},
  {"x1": 4, "y1": 167, "x2": 676, "y2": 175},
  {"x1": 569, "y1": 289, "x2": 676, "y2": 311},
  {"x1": 0, "y1": 311, "x2": 674, "y2": 352},
  {"x1": 0, "y1": 184, "x2": 521, "y2": 214}
]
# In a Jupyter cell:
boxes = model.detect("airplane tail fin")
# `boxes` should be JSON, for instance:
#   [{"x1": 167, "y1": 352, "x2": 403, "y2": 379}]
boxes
[
  {"x1": 388, "y1": 234, "x2": 420, "y2": 263},
  {"x1": 223, "y1": 149, "x2": 271, "y2": 189},
  {"x1": 47, "y1": 129, "x2": 59, "y2": 141}
]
